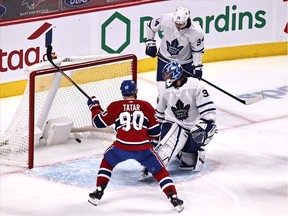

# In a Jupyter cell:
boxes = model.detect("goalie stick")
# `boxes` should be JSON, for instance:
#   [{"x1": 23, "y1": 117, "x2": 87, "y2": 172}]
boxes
[
  {"x1": 46, "y1": 45, "x2": 91, "y2": 100},
  {"x1": 183, "y1": 69, "x2": 263, "y2": 105}
]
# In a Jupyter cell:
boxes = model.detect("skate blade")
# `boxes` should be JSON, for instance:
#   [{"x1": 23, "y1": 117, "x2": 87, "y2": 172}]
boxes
[
  {"x1": 88, "y1": 198, "x2": 99, "y2": 206},
  {"x1": 176, "y1": 204, "x2": 184, "y2": 213}
]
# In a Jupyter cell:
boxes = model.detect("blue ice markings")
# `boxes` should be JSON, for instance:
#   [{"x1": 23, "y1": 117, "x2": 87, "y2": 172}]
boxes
[
  {"x1": 25, "y1": 155, "x2": 216, "y2": 189},
  {"x1": 238, "y1": 86, "x2": 288, "y2": 100}
]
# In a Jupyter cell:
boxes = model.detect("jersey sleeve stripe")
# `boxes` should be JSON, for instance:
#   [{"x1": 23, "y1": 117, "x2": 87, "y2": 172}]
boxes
[
  {"x1": 148, "y1": 124, "x2": 161, "y2": 137},
  {"x1": 156, "y1": 109, "x2": 165, "y2": 121},
  {"x1": 199, "y1": 108, "x2": 216, "y2": 115},
  {"x1": 156, "y1": 109, "x2": 165, "y2": 115},
  {"x1": 197, "y1": 101, "x2": 214, "y2": 108},
  {"x1": 92, "y1": 115, "x2": 108, "y2": 128}
]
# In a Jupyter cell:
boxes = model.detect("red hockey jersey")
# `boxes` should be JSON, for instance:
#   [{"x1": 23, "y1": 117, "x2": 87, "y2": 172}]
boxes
[{"x1": 92, "y1": 99, "x2": 161, "y2": 151}]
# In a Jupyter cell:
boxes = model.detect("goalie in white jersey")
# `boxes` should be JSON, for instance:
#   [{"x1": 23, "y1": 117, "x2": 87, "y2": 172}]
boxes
[
  {"x1": 157, "y1": 61, "x2": 217, "y2": 171},
  {"x1": 145, "y1": 6, "x2": 204, "y2": 81},
  {"x1": 140, "y1": 61, "x2": 217, "y2": 180}
]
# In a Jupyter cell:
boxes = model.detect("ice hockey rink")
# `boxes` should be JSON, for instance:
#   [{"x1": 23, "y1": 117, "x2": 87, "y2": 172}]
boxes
[{"x1": 0, "y1": 55, "x2": 287, "y2": 216}]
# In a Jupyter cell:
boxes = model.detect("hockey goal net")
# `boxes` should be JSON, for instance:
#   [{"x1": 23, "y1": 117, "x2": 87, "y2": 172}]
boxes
[{"x1": 0, "y1": 54, "x2": 137, "y2": 169}]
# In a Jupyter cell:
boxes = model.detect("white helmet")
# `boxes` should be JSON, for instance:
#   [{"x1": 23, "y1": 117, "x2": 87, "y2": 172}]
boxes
[{"x1": 173, "y1": 7, "x2": 190, "y2": 25}]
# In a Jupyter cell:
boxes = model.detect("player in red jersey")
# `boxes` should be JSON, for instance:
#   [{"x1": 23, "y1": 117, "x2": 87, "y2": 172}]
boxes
[{"x1": 87, "y1": 80, "x2": 184, "y2": 212}]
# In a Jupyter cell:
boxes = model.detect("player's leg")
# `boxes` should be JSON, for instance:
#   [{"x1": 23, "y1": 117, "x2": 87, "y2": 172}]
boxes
[
  {"x1": 139, "y1": 122, "x2": 187, "y2": 180},
  {"x1": 181, "y1": 62, "x2": 194, "y2": 78},
  {"x1": 156, "y1": 58, "x2": 168, "y2": 81},
  {"x1": 139, "y1": 149, "x2": 184, "y2": 212},
  {"x1": 88, "y1": 145, "x2": 122, "y2": 206},
  {"x1": 88, "y1": 157, "x2": 111, "y2": 206}
]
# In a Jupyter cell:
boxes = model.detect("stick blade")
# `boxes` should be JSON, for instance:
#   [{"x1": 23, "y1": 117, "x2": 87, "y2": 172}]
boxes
[{"x1": 244, "y1": 94, "x2": 263, "y2": 105}]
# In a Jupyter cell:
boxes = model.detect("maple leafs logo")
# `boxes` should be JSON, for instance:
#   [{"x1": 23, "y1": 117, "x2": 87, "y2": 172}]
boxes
[
  {"x1": 166, "y1": 39, "x2": 184, "y2": 56},
  {"x1": 171, "y1": 99, "x2": 190, "y2": 120}
]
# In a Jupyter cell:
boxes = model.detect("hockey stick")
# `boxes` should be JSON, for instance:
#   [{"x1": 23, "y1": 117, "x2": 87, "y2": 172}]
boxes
[
  {"x1": 46, "y1": 45, "x2": 90, "y2": 100},
  {"x1": 183, "y1": 69, "x2": 263, "y2": 105}
]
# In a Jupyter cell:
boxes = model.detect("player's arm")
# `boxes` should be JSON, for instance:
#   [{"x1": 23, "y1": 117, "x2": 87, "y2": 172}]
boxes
[
  {"x1": 146, "y1": 102, "x2": 161, "y2": 139},
  {"x1": 145, "y1": 17, "x2": 162, "y2": 58},
  {"x1": 146, "y1": 17, "x2": 161, "y2": 40},
  {"x1": 195, "y1": 85, "x2": 216, "y2": 122},
  {"x1": 87, "y1": 97, "x2": 114, "y2": 128},
  {"x1": 190, "y1": 84, "x2": 217, "y2": 146},
  {"x1": 190, "y1": 28, "x2": 205, "y2": 79},
  {"x1": 147, "y1": 119, "x2": 161, "y2": 139},
  {"x1": 155, "y1": 87, "x2": 168, "y2": 123},
  {"x1": 87, "y1": 96, "x2": 101, "y2": 116}
]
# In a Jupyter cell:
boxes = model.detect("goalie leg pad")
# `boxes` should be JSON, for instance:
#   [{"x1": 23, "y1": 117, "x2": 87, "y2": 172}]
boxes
[
  {"x1": 179, "y1": 148, "x2": 206, "y2": 171},
  {"x1": 194, "y1": 148, "x2": 206, "y2": 171},
  {"x1": 156, "y1": 123, "x2": 188, "y2": 166}
]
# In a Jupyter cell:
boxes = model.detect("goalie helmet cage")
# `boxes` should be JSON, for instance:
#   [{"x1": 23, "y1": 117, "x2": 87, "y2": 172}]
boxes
[{"x1": 0, "y1": 54, "x2": 137, "y2": 169}]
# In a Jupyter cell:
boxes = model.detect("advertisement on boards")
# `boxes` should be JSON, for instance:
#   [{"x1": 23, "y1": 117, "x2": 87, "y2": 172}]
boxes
[
  {"x1": 0, "y1": 0, "x2": 287, "y2": 83},
  {"x1": 61, "y1": 0, "x2": 133, "y2": 11},
  {"x1": 0, "y1": 0, "x2": 138, "y2": 21},
  {"x1": 0, "y1": 0, "x2": 59, "y2": 20}
]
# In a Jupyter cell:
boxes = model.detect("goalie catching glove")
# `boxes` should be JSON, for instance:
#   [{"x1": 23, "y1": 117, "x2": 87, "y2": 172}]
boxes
[
  {"x1": 145, "y1": 39, "x2": 157, "y2": 58},
  {"x1": 87, "y1": 96, "x2": 101, "y2": 113},
  {"x1": 190, "y1": 119, "x2": 217, "y2": 146}
]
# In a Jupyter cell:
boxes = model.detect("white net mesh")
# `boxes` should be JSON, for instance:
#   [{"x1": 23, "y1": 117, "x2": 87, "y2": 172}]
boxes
[{"x1": 0, "y1": 54, "x2": 136, "y2": 167}]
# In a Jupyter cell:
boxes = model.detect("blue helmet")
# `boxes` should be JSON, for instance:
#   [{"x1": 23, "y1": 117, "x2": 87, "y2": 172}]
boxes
[
  {"x1": 120, "y1": 80, "x2": 138, "y2": 96},
  {"x1": 162, "y1": 61, "x2": 183, "y2": 87}
]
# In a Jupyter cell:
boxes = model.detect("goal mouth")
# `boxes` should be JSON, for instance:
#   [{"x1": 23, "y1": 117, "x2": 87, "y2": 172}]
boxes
[{"x1": 0, "y1": 54, "x2": 137, "y2": 169}]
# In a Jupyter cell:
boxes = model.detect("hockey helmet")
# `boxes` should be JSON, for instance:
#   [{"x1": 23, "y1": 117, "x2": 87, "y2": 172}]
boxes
[
  {"x1": 162, "y1": 61, "x2": 183, "y2": 87},
  {"x1": 120, "y1": 80, "x2": 138, "y2": 96},
  {"x1": 173, "y1": 7, "x2": 190, "y2": 25}
]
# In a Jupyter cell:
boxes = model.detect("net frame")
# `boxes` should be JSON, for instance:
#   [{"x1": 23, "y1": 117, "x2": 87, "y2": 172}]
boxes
[{"x1": 1, "y1": 54, "x2": 137, "y2": 169}]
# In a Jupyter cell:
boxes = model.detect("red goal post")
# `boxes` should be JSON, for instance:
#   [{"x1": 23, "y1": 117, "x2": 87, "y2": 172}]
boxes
[{"x1": 0, "y1": 54, "x2": 137, "y2": 169}]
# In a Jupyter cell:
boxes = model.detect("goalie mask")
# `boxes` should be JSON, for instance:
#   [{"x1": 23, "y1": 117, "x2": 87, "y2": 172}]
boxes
[
  {"x1": 120, "y1": 80, "x2": 138, "y2": 96},
  {"x1": 162, "y1": 61, "x2": 183, "y2": 88},
  {"x1": 173, "y1": 7, "x2": 190, "y2": 26}
]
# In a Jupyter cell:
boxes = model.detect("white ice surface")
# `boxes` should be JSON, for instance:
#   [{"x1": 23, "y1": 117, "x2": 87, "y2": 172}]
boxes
[{"x1": 0, "y1": 56, "x2": 287, "y2": 216}]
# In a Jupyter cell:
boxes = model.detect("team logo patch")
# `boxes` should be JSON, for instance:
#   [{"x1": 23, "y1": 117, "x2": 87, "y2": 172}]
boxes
[
  {"x1": 166, "y1": 39, "x2": 184, "y2": 56},
  {"x1": 171, "y1": 99, "x2": 190, "y2": 120}
]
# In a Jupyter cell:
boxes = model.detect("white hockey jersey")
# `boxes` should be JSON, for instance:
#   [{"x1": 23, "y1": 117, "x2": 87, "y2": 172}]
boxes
[
  {"x1": 156, "y1": 78, "x2": 216, "y2": 130},
  {"x1": 146, "y1": 13, "x2": 204, "y2": 66}
]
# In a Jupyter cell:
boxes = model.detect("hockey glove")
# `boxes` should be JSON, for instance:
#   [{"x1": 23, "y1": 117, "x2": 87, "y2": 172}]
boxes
[
  {"x1": 190, "y1": 119, "x2": 217, "y2": 146},
  {"x1": 87, "y1": 96, "x2": 101, "y2": 112},
  {"x1": 145, "y1": 39, "x2": 157, "y2": 58},
  {"x1": 192, "y1": 64, "x2": 203, "y2": 80}
]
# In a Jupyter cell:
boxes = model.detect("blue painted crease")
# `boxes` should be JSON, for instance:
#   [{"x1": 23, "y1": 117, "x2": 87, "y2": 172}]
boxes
[{"x1": 26, "y1": 155, "x2": 216, "y2": 189}]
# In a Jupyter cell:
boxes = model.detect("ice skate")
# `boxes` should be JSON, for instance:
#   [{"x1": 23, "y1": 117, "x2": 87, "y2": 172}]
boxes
[
  {"x1": 167, "y1": 191, "x2": 184, "y2": 212},
  {"x1": 138, "y1": 167, "x2": 152, "y2": 181},
  {"x1": 88, "y1": 183, "x2": 107, "y2": 206}
]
